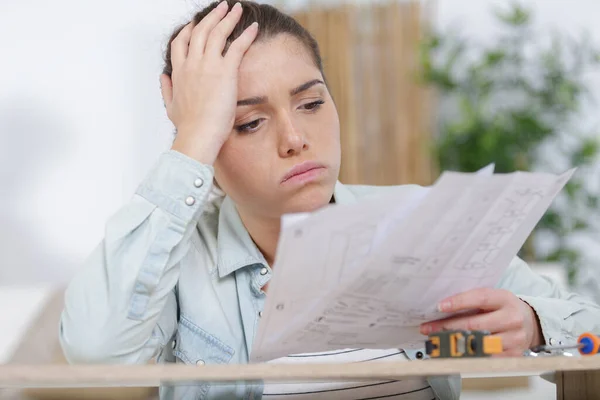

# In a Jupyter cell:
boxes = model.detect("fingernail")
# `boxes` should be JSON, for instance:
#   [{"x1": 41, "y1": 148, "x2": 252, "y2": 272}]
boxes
[
  {"x1": 438, "y1": 301, "x2": 451, "y2": 312},
  {"x1": 233, "y1": 2, "x2": 242, "y2": 10},
  {"x1": 217, "y1": 1, "x2": 228, "y2": 9}
]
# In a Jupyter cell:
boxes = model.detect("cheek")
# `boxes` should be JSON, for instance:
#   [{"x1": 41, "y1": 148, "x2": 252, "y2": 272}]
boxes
[
  {"x1": 216, "y1": 142, "x2": 248, "y2": 181},
  {"x1": 214, "y1": 138, "x2": 271, "y2": 195},
  {"x1": 317, "y1": 104, "x2": 341, "y2": 148},
  {"x1": 332, "y1": 112, "x2": 341, "y2": 142}
]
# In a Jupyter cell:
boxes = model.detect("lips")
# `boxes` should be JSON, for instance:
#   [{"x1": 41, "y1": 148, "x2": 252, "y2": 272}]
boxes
[{"x1": 281, "y1": 161, "x2": 326, "y2": 184}]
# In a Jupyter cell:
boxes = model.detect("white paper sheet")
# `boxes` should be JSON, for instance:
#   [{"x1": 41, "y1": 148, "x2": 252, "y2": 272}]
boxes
[{"x1": 250, "y1": 167, "x2": 574, "y2": 362}]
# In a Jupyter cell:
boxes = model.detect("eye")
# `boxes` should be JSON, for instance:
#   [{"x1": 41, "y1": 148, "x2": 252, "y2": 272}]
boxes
[
  {"x1": 301, "y1": 100, "x2": 325, "y2": 111},
  {"x1": 235, "y1": 119, "x2": 264, "y2": 133}
]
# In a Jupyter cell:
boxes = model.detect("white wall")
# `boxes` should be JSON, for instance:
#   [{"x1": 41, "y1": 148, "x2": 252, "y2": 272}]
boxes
[{"x1": 1, "y1": 0, "x2": 600, "y2": 285}]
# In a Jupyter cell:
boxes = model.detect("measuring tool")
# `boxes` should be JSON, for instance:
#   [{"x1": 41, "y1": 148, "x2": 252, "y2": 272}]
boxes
[{"x1": 426, "y1": 330, "x2": 503, "y2": 358}]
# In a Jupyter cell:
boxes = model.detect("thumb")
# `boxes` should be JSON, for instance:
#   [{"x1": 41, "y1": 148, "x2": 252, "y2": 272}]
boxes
[{"x1": 159, "y1": 74, "x2": 173, "y2": 109}]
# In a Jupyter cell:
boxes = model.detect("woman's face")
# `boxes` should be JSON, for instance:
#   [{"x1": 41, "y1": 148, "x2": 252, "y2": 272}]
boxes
[{"x1": 214, "y1": 33, "x2": 341, "y2": 218}]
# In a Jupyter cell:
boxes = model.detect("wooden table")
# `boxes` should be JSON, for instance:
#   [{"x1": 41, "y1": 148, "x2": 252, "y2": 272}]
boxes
[{"x1": 1, "y1": 356, "x2": 599, "y2": 399}]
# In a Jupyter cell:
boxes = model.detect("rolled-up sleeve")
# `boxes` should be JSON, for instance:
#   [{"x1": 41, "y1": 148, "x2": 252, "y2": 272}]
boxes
[
  {"x1": 60, "y1": 150, "x2": 214, "y2": 364},
  {"x1": 497, "y1": 257, "x2": 600, "y2": 346}
]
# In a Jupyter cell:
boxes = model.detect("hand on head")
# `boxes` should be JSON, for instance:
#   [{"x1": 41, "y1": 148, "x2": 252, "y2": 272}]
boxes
[{"x1": 161, "y1": 1, "x2": 259, "y2": 165}]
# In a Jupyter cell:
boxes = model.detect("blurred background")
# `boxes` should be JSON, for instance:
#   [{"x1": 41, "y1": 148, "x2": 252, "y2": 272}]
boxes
[{"x1": 1, "y1": 0, "x2": 599, "y2": 398}]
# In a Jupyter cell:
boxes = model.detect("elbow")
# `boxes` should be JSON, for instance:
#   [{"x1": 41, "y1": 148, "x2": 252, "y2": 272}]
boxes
[
  {"x1": 59, "y1": 317, "x2": 117, "y2": 364},
  {"x1": 59, "y1": 315, "x2": 146, "y2": 365}
]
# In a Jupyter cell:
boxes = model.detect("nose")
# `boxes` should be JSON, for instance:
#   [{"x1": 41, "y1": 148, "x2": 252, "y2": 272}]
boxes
[{"x1": 277, "y1": 113, "x2": 308, "y2": 157}]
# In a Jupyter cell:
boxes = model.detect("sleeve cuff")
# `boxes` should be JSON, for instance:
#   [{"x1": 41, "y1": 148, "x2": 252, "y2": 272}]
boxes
[
  {"x1": 518, "y1": 295, "x2": 583, "y2": 347},
  {"x1": 135, "y1": 150, "x2": 215, "y2": 223}
]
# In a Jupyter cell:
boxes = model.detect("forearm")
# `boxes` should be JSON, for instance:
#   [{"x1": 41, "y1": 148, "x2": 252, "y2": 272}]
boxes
[
  {"x1": 59, "y1": 150, "x2": 214, "y2": 363},
  {"x1": 499, "y1": 257, "x2": 600, "y2": 346}
]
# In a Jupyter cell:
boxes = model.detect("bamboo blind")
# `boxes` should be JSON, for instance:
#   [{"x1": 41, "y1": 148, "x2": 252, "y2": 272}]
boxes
[{"x1": 291, "y1": 1, "x2": 435, "y2": 186}]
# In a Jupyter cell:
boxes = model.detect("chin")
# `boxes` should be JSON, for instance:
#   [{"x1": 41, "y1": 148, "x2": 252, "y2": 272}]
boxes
[{"x1": 283, "y1": 181, "x2": 335, "y2": 214}]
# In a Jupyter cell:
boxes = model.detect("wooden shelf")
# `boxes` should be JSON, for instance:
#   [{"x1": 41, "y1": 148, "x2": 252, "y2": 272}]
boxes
[{"x1": 1, "y1": 356, "x2": 599, "y2": 388}]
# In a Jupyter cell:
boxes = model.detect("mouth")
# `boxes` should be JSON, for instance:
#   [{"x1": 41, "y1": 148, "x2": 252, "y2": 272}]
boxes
[{"x1": 281, "y1": 161, "x2": 327, "y2": 185}]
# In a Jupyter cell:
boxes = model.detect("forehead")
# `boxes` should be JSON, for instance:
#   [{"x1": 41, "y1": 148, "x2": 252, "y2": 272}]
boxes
[{"x1": 237, "y1": 34, "x2": 321, "y2": 95}]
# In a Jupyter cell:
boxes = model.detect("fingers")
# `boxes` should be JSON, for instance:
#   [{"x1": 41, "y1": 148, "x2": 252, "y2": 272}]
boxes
[
  {"x1": 204, "y1": 2, "x2": 244, "y2": 56},
  {"x1": 492, "y1": 330, "x2": 530, "y2": 357},
  {"x1": 420, "y1": 309, "x2": 524, "y2": 335},
  {"x1": 159, "y1": 74, "x2": 173, "y2": 109},
  {"x1": 420, "y1": 312, "x2": 495, "y2": 335},
  {"x1": 172, "y1": 1, "x2": 256, "y2": 70},
  {"x1": 188, "y1": 1, "x2": 229, "y2": 59},
  {"x1": 438, "y1": 288, "x2": 514, "y2": 313},
  {"x1": 225, "y1": 22, "x2": 259, "y2": 66},
  {"x1": 171, "y1": 23, "x2": 195, "y2": 71}
]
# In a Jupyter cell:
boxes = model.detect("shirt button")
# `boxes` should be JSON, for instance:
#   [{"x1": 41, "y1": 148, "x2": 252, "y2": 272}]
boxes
[
  {"x1": 171, "y1": 340, "x2": 176, "y2": 349},
  {"x1": 259, "y1": 311, "x2": 263, "y2": 318},
  {"x1": 260, "y1": 267, "x2": 268, "y2": 276},
  {"x1": 194, "y1": 178, "x2": 204, "y2": 188},
  {"x1": 185, "y1": 196, "x2": 196, "y2": 206},
  {"x1": 196, "y1": 359, "x2": 205, "y2": 366},
  {"x1": 549, "y1": 338, "x2": 556, "y2": 346}
]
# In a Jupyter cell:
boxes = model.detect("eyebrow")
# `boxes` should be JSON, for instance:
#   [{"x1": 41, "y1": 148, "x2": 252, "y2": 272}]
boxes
[
  {"x1": 290, "y1": 79, "x2": 325, "y2": 96},
  {"x1": 237, "y1": 79, "x2": 325, "y2": 107}
]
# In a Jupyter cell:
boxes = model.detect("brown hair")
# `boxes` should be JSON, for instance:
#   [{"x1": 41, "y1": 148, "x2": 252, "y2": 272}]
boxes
[{"x1": 162, "y1": 1, "x2": 325, "y2": 79}]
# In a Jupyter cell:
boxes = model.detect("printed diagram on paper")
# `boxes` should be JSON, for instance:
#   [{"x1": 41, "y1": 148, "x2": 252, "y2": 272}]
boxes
[
  {"x1": 461, "y1": 187, "x2": 545, "y2": 274},
  {"x1": 251, "y1": 167, "x2": 574, "y2": 362},
  {"x1": 324, "y1": 224, "x2": 377, "y2": 284}
]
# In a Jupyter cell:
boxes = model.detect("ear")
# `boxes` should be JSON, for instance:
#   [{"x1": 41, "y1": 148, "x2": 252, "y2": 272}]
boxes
[{"x1": 159, "y1": 74, "x2": 173, "y2": 109}]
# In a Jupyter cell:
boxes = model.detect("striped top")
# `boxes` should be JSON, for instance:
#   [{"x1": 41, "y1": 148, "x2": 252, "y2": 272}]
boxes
[{"x1": 264, "y1": 348, "x2": 437, "y2": 400}]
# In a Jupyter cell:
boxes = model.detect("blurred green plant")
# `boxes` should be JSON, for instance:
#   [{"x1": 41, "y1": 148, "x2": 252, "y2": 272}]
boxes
[{"x1": 419, "y1": 2, "x2": 600, "y2": 284}]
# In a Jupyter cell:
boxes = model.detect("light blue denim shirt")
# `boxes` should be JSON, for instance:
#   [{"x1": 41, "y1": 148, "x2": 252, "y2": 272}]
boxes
[{"x1": 60, "y1": 150, "x2": 600, "y2": 400}]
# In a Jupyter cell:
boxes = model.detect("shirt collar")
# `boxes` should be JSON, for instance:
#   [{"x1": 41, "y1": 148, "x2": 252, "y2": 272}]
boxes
[{"x1": 216, "y1": 181, "x2": 357, "y2": 278}]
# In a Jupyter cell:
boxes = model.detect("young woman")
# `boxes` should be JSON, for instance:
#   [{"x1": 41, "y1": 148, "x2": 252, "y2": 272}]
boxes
[{"x1": 59, "y1": 1, "x2": 600, "y2": 399}]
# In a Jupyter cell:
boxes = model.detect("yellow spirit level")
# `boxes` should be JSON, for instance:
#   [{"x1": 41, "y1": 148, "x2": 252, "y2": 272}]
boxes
[{"x1": 426, "y1": 330, "x2": 503, "y2": 358}]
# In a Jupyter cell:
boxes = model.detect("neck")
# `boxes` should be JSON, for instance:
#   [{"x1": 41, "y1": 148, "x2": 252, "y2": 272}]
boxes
[
  {"x1": 237, "y1": 207, "x2": 281, "y2": 267},
  {"x1": 237, "y1": 196, "x2": 336, "y2": 267}
]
